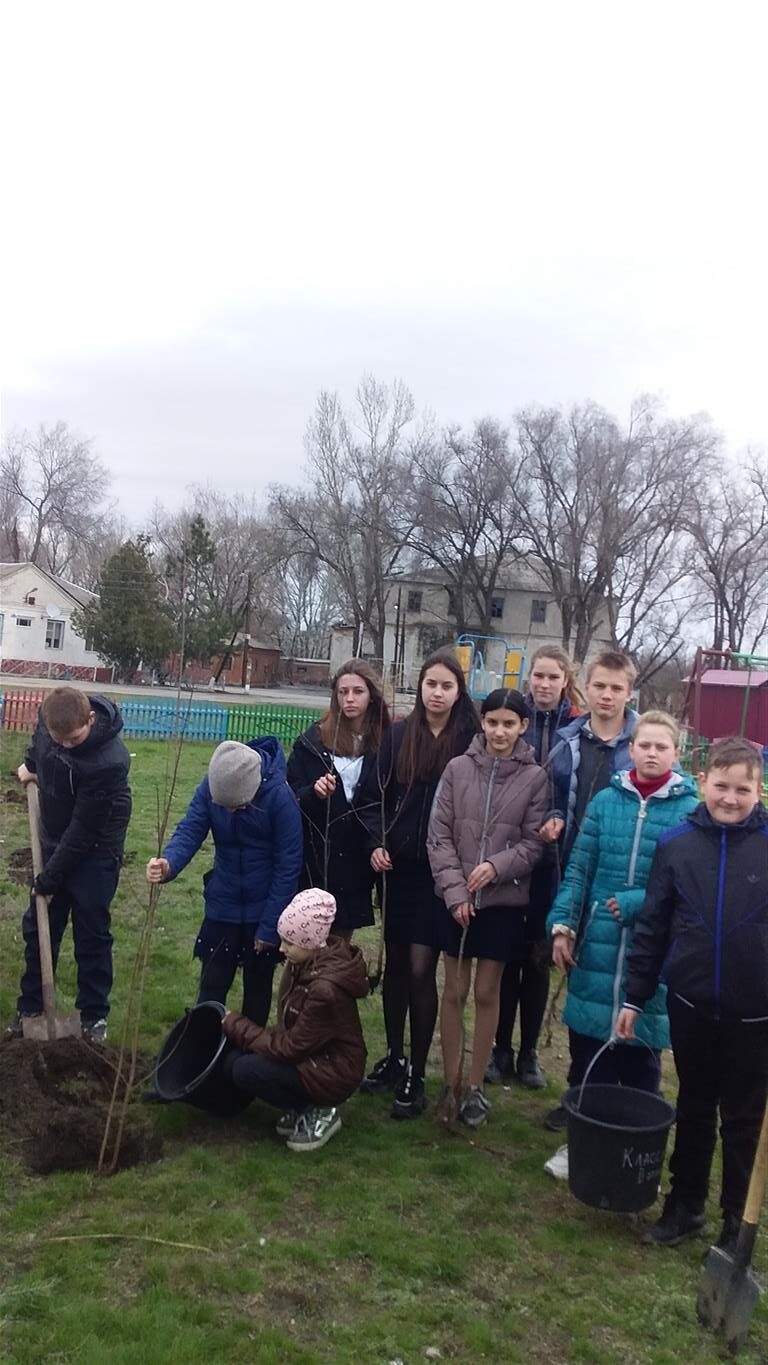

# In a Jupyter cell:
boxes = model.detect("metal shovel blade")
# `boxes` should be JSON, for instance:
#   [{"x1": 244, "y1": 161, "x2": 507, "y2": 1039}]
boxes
[
  {"x1": 21, "y1": 1010, "x2": 82, "y2": 1042},
  {"x1": 698, "y1": 1243, "x2": 762, "y2": 1353}
]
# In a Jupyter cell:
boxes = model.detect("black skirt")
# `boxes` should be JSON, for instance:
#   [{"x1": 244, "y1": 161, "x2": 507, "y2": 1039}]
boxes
[
  {"x1": 382, "y1": 865, "x2": 444, "y2": 950},
  {"x1": 439, "y1": 901, "x2": 528, "y2": 962}
]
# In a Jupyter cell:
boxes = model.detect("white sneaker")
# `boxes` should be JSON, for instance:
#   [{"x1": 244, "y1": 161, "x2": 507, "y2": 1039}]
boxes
[
  {"x1": 544, "y1": 1144, "x2": 569, "y2": 1180},
  {"x1": 285, "y1": 1107, "x2": 342, "y2": 1152}
]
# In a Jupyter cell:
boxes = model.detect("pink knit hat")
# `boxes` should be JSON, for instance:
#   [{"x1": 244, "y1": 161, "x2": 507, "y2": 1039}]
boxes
[{"x1": 277, "y1": 889, "x2": 337, "y2": 950}]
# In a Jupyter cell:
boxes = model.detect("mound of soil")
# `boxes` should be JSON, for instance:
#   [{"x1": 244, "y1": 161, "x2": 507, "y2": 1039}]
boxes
[
  {"x1": 7, "y1": 847, "x2": 33, "y2": 886},
  {"x1": 0, "y1": 1037, "x2": 162, "y2": 1174},
  {"x1": 3, "y1": 786, "x2": 25, "y2": 806}
]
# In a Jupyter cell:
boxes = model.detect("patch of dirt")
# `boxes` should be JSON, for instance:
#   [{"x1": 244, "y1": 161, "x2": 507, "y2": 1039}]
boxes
[
  {"x1": 7, "y1": 847, "x2": 33, "y2": 886},
  {"x1": 3, "y1": 787, "x2": 25, "y2": 806},
  {"x1": 0, "y1": 1037, "x2": 162, "y2": 1174}
]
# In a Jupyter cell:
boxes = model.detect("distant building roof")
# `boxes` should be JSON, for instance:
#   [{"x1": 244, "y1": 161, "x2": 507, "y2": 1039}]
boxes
[{"x1": 700, "y1": 669, "x2": 768, "y2": 688}]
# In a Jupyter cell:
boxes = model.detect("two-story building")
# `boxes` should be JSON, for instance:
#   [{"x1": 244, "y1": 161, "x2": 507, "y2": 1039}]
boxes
[
  {"x1": 329, "y1": 561, "x2": 613, "y2": 687},
  {"x1": 0, "y1": 562, "x2": 112, "y2": 682}
]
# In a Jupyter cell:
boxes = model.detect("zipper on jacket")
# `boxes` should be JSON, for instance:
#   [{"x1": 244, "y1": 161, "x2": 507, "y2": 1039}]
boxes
[
  {"x1": 626, "y1": 799, "x2": 647, "y2": 887},
  {"x1": 475, "y1": 757, "x2": 498, "y2": 911},
  {"x1": 714, "y1": 828, "x2": 727, "y2": 1015}
]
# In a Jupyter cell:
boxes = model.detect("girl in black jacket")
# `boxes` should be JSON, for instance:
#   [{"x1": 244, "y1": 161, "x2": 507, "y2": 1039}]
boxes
[
  {"x1": 358, "y1": 649, "x2": 481, "y2": 1119},
  {"x1": 287, "y1": 660, "x2": 391, "y2": 937}
]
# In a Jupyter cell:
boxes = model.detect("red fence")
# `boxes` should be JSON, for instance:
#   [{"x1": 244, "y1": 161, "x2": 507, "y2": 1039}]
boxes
[{"x1": 1, "y1": 689, "x2": 46, "y2": 732}]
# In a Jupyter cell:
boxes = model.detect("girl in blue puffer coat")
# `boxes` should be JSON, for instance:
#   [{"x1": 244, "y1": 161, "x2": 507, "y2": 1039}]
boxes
[
  {"x1": 546, "y1": 711, "x2": 698, "y2": 1097},
  {"x1": 147, "y1": 738, "x2": 303, "y2": 1023}
]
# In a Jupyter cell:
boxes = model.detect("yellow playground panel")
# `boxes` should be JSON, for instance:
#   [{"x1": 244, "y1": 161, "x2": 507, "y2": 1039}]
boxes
[{"x1": 454, "y1": 636, "x2": 528, "y2": 700}]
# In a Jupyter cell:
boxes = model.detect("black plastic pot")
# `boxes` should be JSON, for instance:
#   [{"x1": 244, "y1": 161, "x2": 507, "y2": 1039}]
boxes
[
  {"x1": 563, "y1": 1082, "x2": 675, "y2": 1212},
  {"x1": 153, "y1": 1001, "x2": 251, "y2": 1115}
]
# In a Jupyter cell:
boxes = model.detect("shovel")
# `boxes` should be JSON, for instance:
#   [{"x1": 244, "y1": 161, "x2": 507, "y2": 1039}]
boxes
[
  {"x1": 697, "y1": 1101, "x2": 768, "y2": 1354},
  {"x1": 21, "y1": 782, "x2": 81, "y2": 1042}
]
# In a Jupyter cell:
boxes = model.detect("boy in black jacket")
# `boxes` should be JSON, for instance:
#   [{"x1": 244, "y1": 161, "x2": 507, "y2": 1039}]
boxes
[
  {"x1": 7, "y1": 687, "x2": 132, "y2": 1043},
  {"x1": 616, "y1": 737, "x2": 768, "y2": 1253}
]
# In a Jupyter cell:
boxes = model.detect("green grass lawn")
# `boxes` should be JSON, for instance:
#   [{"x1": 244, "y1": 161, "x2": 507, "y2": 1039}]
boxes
[{"x1": 0, "y1": 731, "x2": 765, "y2": 1365}]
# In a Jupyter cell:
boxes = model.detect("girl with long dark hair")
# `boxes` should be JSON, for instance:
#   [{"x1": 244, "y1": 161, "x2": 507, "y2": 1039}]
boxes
[
  {"x1": 358, "y1": 649, "x2": 481, "y2": 1119},
  {"x1": 287, "y1": 660, "x2": 392, "y2": 939}
]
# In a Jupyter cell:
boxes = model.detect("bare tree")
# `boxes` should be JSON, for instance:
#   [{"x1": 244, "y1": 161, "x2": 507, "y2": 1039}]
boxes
[
  {"x1": 684, "y1": 454, "x2": 768, "y2": 654},
  {"x1": 514, "y1": 398, "x2": 719, "y2": 664},
  {"x1": 270, "y1": 376, "x2": 416, "y2": 659},
  {"x1": 0, "y1": 422, "x2": 113, "y2": 579},
  {"x1": 406, "y1": 418, "x2": 525, "y2": 634}
]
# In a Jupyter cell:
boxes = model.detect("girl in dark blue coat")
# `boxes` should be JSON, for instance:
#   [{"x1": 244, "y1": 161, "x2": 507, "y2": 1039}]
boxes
[{"x1": 147, "y1": 738, "x2": 303, "y2": 1023}]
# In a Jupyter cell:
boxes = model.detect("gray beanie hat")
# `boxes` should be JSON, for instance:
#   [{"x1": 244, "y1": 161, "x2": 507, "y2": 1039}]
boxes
[{"x1": 208, "y1": 741, "x2": 263, "y2": 808}]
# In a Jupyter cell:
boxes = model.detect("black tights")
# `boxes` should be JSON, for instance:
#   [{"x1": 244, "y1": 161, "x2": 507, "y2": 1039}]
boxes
[
  {"x1": 382, "y1": 941, "x2": 440, "y2": 1077},
  {"x1": 495, "y1": 940, "x2": 550, "y2": 1055}
]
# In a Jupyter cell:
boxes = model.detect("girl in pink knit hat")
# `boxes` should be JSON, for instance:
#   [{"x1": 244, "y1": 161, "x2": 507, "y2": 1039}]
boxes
[{"x1": 221, "y1": 889, "x2": 369, "y2": 1151}]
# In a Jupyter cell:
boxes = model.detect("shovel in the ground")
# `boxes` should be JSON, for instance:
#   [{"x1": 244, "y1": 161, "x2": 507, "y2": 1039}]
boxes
[
  {"x1": 697, "y1": 1101, "x2": 768, "y2": 1354},
  {"x1": 21, "y1": 782, "x2": 81, "y2": 1042}
]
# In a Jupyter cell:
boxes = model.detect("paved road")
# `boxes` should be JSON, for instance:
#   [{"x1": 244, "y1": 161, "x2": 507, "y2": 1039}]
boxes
[{"x1": 0, "y1": 674, "x2": 415, "y2": 713}]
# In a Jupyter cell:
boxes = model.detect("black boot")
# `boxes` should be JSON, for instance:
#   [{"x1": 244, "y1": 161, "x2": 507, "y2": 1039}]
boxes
[
  {"x1": 517, "y1": 1049, "x2": 546, "y2": 1089},
  {"x1": 643, "y1": 1195, "x2": 706, "y2": 1246},
  {"x1": 390, "y1": 1065, "x2": 427, "y2": 1119},
  {"x1": 484, "y1": 1047, "x2": 515, "y2": 1085},
  {"x1": 715, "y1": 1212, "x2": 741, "y2": 1256},
  {"x1": 360, "y1": 1052, "x2": 408, "y2": 1094}
]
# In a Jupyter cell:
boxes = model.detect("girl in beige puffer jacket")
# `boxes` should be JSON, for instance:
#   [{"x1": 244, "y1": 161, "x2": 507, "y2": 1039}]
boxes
[{"x1": 428, "y1": 689, "x2": 548, "y2": 1127}]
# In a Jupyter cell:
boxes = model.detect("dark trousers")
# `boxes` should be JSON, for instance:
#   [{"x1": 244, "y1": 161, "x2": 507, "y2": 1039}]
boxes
[
  {"x1": 228, "y1": 1052, "x2": 313, "y2": 1111},
  {"x1": 196, "y1": 929, "x2": 279, "y2": 1025},
  {"x1": 568, "y1": 1029, "x2": 661, "y2": 1093},
  {"x1": 18, "y1": 855, "x2": 119, "y2": 1020},
  {"x1": 667, "y1": 994, "x2": 768, "y2": 1217},
  {"x1": 495, "y1": 863, "x2": 553, "y2": 1055}
]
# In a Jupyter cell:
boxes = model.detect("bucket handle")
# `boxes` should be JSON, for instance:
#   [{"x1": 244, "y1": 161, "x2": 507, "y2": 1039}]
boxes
[{"x1": 572, "y1": 1034, "x2": 661, "y2": 1114}]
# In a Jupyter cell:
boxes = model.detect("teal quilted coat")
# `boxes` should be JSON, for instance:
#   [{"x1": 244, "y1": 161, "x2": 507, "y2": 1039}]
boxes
[{"x1": 546, "y1": 770, "x2": 699, "y2": 1050}]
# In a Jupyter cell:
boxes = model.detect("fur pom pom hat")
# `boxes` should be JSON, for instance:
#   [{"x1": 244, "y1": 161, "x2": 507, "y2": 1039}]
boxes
[{"x1": 277, "y1": 889, "x2": 337, "y2": 950}]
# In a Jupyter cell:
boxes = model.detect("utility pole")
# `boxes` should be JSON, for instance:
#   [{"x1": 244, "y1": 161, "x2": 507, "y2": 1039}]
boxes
[{"x1": 241, "y1": 573, "x2": 253, "y2": 690}]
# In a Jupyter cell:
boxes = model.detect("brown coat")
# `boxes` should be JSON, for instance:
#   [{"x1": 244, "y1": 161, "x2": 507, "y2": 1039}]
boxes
[
  {"x1": 222, "y1": 937, "x2": 368, "y2": 1104},
  {"x1": 428, "y1": 734, "x2": 548, "y2": 911}
]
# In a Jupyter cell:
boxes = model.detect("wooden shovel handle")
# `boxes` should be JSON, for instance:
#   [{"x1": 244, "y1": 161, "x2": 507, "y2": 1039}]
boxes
[
  {"x1": 743, "y1": 1102, "x2": 768, "y2": 1228},
  {"x1": 26, "y1": 782, "x2": 58, "y2": 1039}
]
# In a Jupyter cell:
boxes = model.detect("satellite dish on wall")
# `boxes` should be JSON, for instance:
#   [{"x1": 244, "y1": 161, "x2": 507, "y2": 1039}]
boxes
[{"x1": 46, "y1": 605, "x2": 62, "y2": 618}]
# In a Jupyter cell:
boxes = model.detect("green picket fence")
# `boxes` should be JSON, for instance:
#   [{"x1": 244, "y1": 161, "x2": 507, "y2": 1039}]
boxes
[{"x1": 225, "y1": 702, "x2": 322, "y2": 746}]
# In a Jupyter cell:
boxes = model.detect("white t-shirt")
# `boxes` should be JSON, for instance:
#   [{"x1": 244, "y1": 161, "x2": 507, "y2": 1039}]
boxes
[{"x1": 333, "y1": 755, "x2": 364, "y2": 804}]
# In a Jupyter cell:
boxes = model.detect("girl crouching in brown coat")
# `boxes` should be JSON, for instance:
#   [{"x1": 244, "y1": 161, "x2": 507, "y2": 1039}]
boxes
[
  {"x1": 222, "y1": 889, "x2": 368, "y2": 1151},
  {"x1": 428, "y1": 689, "x2": 548, "y2": 1128}
]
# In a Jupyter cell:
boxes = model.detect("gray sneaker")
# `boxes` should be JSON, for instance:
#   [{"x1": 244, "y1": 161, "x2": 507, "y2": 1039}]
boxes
[
  {"x1": 285, "y1": 1107, "x2": 342, "y2": 1152},
  {"x1": 275, "y1": 1109, "x2": 300, "y2": 1138},
  {"x1": 81, "y1": 1017, "x2": 108, "y2": 1044},
  {"x1": 459, "y1": 1086, "x2": 492, "y2": 1129}
]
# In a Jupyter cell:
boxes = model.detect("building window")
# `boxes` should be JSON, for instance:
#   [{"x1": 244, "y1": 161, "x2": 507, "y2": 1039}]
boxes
[
  {"x1": 490, "y1": 594, "x2": 505, "y2": 620},
  {"x1": 530, "y1": 599, "x2": 548, "y2": 625},
  {"x1": 16, "y1": 616, "x2": 32, "y2": 627},
  {"x1": 84, "y1": 633, "x2": 96, "y2": 653},
  {"x1": 406, "y1": 590, "x2": 422, "y2": 613},
  {"x1": 45, "y1": 619, "x2": 65, "y2": 650},
  {"x1": 418, "y1": 625, "x2": 450, "y2": 657},
  {"x1": 446, "y1": 589, "x2": 458, "y2": 617},
  {"x1": 0, "y1": 611, "x2": 3, "y2": 644}
]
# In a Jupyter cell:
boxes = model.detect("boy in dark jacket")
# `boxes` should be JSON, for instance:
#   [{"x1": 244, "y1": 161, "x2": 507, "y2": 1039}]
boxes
[
  {"x1": 147, "y1": 738, "x2": 302, "y2": 1024},
  {"x1": 9, "y1": 687, "x2": 132, "y2": 1042},
  {"x1": 616, "y1": 737, "x2": 768, "y2": 1253},
  {"x1": 222, "y1": 888, "x2": 369, "y2": 1151}
]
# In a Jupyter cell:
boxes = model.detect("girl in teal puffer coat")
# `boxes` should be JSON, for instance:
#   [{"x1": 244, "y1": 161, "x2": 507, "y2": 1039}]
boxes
[{"x1": 546, "y1": 712, "x2": 699, "y2": 1096}]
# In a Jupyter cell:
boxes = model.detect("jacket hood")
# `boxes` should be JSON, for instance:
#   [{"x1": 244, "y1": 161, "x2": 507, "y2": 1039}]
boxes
[
  {"x1": 299, "y1": 937, "x2": 370, "y2": 998},
  {"x1": 245, "y1": 736, "x2": 287, "y2": 784},
  {"x1": 71, "y1": 694, "x2": 124, "y2": 751},
  {"x1": 612, "y1": 769, "x2": 699, "y2": 801},
  {"x1": 466, "y1": 731, "x2": 537, "y2": 770},
  {"x1": 688, "y1": 801, "x2": 767, "y2": 834},
  {"x1": 525, "y1": 695, "x2": 576, "y2": 729}
]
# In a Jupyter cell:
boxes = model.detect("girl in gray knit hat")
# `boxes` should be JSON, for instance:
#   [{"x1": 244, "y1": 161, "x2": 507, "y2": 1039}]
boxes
[{"x1": 146, "y1": 737, "x2": 303, "y2": 1023}]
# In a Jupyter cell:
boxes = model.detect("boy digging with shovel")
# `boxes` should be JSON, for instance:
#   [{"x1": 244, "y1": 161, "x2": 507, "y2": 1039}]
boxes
[{"x1": 7, "y1": 688, "x2": 132, "y2": 1043}]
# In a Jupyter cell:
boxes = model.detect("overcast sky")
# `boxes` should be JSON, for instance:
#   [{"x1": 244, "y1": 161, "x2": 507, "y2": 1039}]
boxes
[{"x1": 3, "y1": 1, "x2": 765, "y2": 523}]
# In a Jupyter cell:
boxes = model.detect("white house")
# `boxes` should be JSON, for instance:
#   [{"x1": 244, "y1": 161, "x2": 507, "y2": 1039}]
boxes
[
  {"x1": 0, "y1": 562, "x2": 112, "y2": 682},
  {"x1": 330, "y1": 562, "x2": 614, "y2": 687}
]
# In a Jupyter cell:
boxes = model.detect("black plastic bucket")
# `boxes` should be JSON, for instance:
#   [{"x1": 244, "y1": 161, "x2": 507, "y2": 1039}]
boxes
[
  {"x1": 563, "y1": 1082, "x2": 675, "y2": 1212},
  {"x1": 153, "y1": 1001, "x2": 251, "y2": 1115}
]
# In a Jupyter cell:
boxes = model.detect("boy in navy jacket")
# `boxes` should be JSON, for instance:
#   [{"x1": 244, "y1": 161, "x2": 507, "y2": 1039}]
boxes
[
  {"x1": 617, "y1": 737, "x2": 768, "y2": 1253},
  {"x1": 9, "y1": 687, "x2": 132, "y2": 1043},
  {"x1": 147, "y1": 738, "x2": 302, "y2": 1024}
]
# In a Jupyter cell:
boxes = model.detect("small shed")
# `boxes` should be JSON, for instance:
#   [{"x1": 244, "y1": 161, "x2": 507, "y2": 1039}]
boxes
[{"x1": 696, "y1": 669, "x2": 768, "y2": 746}]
